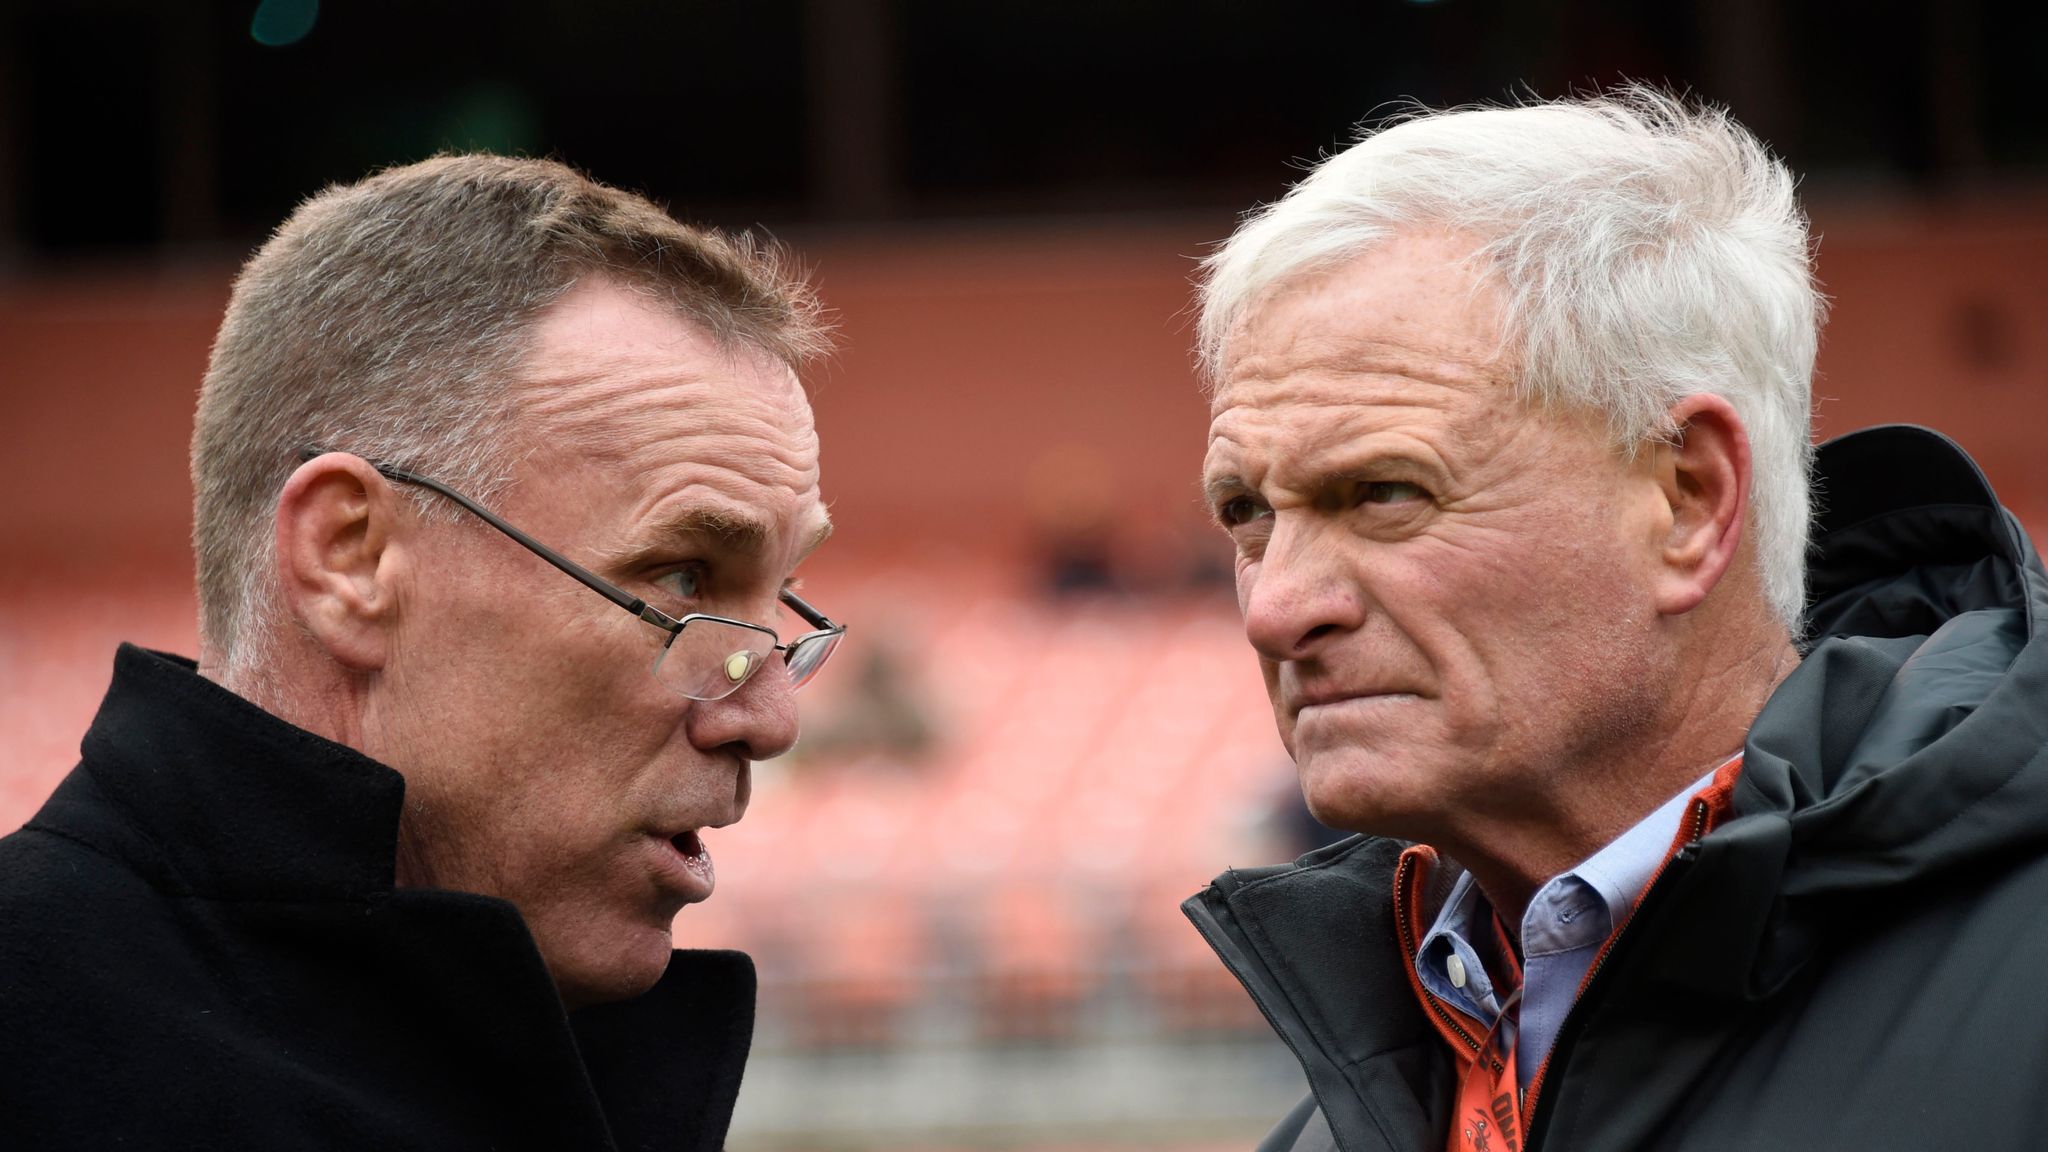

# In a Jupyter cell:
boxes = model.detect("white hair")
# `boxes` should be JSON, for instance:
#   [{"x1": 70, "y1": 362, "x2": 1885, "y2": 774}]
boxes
[{"x1": 1197, "y1": 88, "x2": 1823, "y2": 630}]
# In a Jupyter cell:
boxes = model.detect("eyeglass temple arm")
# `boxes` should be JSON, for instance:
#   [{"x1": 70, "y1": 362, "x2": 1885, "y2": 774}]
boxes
[
  {"x1": 298, "y1": 449, "x2": 677, "y2": 629},
  {"x1": 301, "y1": 449, "x2": 840, "y2": 635},
  {"x1": 778, "y1": 587, "x2": 839, "y2": 633}
]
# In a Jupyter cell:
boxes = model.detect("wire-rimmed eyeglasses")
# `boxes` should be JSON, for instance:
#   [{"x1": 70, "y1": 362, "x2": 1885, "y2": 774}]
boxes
[{"x1": 299, "y1": 449, "x2": 845, "y2": 702}]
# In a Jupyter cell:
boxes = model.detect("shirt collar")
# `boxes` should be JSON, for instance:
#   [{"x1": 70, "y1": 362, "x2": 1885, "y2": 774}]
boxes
[{"x1": 1415, "y1": 758, "x2": 1732, "y2": 1016}]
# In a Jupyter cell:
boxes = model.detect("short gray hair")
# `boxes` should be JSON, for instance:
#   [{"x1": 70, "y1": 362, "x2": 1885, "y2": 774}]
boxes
[
  {"x1": 192, "y1": 154, "x2": 830, "y2": 665},
  {"x1": 1198, "y1": 88, "x2": 1823, "y2": 629}
]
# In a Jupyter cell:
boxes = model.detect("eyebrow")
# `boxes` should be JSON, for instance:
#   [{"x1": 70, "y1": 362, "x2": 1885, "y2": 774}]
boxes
[
  {"x1": 596, "y1": 506, "x2": 834, "y2": 569},
  {"x1": 1200, "y1": 450, "x2": 1449, "y2": 516},
  {"x1": 798, "y1": 518, "x2": 834, "y2": 560},
  {"x1": 1202, "y1": 475, "x2": 1249, "y2": 509}
]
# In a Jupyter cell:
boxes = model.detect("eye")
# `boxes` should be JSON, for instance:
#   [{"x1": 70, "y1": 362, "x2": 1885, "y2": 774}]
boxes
[
  {"x1": 656, "y1": 564, "x2": 705, "y2": 601},
  {"x1": 1216, "y1": 495, "x2": 1270, "y2": 528},
  {"x1": 1361, "y1": 481, "x2": 1428, "y2": 505}
]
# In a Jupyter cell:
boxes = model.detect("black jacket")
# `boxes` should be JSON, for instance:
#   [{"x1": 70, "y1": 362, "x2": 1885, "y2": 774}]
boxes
[
  {"x1": 1186, "y1": 426, "x2": 2048, "y2": 1152},
  {"x1": 0, "y1": 647, "x2": 754, "y2": 1150}
]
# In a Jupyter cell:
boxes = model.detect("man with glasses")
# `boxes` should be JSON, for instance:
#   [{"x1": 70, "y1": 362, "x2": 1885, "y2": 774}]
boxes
[{"x1": 0, "y1": 155, "x2": 841, "y2": 1149}]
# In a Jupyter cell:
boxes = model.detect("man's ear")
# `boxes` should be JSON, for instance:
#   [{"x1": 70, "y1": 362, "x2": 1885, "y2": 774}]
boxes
[
  {"x1": 1647, "y1": 394, "x2": 1752, "y2": 618},
  {"x1": 275, "y1": 453, "x2": 406, "y2": 671}
]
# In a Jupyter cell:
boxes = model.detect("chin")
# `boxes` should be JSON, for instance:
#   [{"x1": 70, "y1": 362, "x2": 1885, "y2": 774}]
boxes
[
  {"x1": 550, "y1": 927, "x2": 678, "y2": 1011},
  {"x1": 1296, "y1": 745, "x2": 1440, "y2": 839}
]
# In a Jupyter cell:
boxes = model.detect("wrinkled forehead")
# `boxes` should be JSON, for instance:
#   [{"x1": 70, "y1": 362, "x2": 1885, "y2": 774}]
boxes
[
  {"x1": 511, "y1": 282, "x2": 815, "y2": 454},
  {"x1": 1211, "y1": 232, "x2": 1512, "y2": 416},
  {"x1": 1199, "y1": 248, "x2": 1574, "y2": 496},
  {"x1": 490, "y1": 280, "x2": 826, "y2": 551}
]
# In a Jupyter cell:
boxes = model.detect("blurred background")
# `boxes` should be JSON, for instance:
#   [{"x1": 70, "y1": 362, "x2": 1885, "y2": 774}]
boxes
[{"x1": 2, "y1": 1, "x2": 2044, "y2": 1148}]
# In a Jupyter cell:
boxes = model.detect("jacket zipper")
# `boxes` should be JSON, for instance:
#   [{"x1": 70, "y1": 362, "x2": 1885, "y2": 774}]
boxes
[
  {"x1": 1518, "y1": 796, "x2": 1712, "y2": 1150},
  {"x1": 1393, "y1": 850, "x2": 1489, "y2": 1066}
]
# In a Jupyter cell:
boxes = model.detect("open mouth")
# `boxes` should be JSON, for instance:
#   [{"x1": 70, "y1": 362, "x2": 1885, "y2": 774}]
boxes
[{"x1": 660, "y1": 829, "x2": 716, "y2": 894}]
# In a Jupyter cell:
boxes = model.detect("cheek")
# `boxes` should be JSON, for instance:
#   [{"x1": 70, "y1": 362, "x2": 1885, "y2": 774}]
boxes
[
  {"x1": 1370, "y1": 542, "x2": 1501, "y2": 664},
  {"x1": 1433, "y1": 530, "x2": 1653, "y2": 720},
  {"x1": 410, "y1": 615, "x2": 669, "y2": 806},
  {"x1": 1370, "y1": 536, "x2": 1575, "y2": 746}
]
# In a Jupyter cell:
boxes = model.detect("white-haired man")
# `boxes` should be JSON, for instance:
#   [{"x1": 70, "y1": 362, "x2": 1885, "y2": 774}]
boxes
[
  {"x1": 1187, "y1": 90, "x2": 2048, "y2": 1152},
  {"x1": 0, "y1": 156, "x2": 844, "y2": 1149}
]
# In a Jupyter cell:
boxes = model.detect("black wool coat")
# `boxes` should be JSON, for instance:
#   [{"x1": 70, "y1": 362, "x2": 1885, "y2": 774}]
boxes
[
  {"x1": 0, "y1": 647, "x2": 755, "y2": 1151},
  {"x1": 1188, "y1": 426, "x2": 2048, "y2": 1152}
]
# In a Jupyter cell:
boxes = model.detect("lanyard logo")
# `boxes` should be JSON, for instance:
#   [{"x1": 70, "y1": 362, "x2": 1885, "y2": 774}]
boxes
[{"x1": 1455, "y1": 986, "x2": 1523, "y2": 1152}]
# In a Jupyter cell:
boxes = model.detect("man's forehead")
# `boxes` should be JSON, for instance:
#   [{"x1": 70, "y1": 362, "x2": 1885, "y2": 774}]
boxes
[
  {"x1": 1202, "y1": 358, "x2": 1532, "y2": 505},
  {"x1": 1204, "y1": 239, "x2": 1517, "y2": 490},
  {"x1": 519, "y1": 351, "x2": 812, "y2": 457},
  {"x1": 1207, "y1": 360, "x2": 1507, "y2": 449},
  {"x1": 1214, "y1": 234, "x2": 1508, "y2": 407},
  {"x1": 502, "y1": 282, "x2": 827, "y2": 569},
  {"x1": 524, "y1": 276, "x2": 779, "y2": 373},
  {"x1": 518, "y1": 280, "x2": 812, "y2": 453}
]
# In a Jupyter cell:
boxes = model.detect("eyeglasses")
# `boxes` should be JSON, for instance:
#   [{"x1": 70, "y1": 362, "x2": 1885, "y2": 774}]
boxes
[{"x1": 302, "y1": 449, "x2": 844, "y2": 702}]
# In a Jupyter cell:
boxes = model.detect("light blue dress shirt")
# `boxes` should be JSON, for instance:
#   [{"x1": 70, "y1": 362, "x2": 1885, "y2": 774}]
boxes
[{"x1": 1415, "y1": 762, "x2": 1724, "y2": 1091}]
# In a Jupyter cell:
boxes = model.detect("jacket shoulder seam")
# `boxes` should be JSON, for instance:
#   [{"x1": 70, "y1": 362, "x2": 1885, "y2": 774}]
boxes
[{"x1": 1922, "y1": 738, "x2": 2048, "y2": 848}]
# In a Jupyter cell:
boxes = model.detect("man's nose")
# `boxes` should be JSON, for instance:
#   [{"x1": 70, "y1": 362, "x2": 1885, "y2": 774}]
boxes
[
  {"x1": 688, "y1": 658, "x2": 801, "y2": 762},
  {"x1": 1240, "y1": 522, "x2": 1367, "y2": 663}
]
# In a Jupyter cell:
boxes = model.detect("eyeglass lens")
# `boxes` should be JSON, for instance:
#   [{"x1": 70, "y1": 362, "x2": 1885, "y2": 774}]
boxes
[
  {"x1": 650, "y1": 617, "x2": 843, "y2": 702},
  {"x1": 784, "y1": 630, "x2": 842, "y2": 689},
  {"x1": 652, "y1": 618, "x2": 776, "y2": 701}
]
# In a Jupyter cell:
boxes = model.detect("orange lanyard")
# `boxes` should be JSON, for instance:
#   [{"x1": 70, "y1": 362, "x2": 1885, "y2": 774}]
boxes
[
  {"x1": 1453, "y1": 983, "x2": 1524, "y2": 1152},
  {"x1": 1454, "y1": 910, "x2": 1526, "y2": 1152}
]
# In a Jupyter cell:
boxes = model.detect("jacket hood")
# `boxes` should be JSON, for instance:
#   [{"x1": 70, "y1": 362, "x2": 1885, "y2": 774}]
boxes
[{"x1": 1653, "y1": 424, "x2": 2048, "y2": 1000}]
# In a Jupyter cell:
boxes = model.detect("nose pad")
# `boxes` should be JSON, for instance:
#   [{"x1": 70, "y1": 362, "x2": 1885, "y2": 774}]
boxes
[
  {"x1": 721, "y1": 649, "x2": 760, "y2": 686},
  {"x1": 691, "y1": 642, "x2": 801, "y2": 762}
]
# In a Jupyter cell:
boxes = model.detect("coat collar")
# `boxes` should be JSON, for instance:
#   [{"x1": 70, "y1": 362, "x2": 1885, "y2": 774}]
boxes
[
  {"x1": 1184, "y1": 837, "x2": 1454, "y2": 1152},
  {"x1": 58, "y1": 644, "x2": 408, "y2": 900},
  {"x1": 41, "y1": 644, "x2": 759, "y2": 1151},
  {"x1": 1653, "y1": 424, "x2": 2048, "y2": 1002}
]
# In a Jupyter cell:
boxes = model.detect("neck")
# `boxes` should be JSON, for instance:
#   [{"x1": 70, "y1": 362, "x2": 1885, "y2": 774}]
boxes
[
  {"x1": 202, "y1": 635, "x2": 378, "y2": 769},
  {"x1": 209, "y1": 637, "x2": 430, "y2": 891},
  {"x1": 1455, "y1": 628, "x2": 1797, "y2": 927}
]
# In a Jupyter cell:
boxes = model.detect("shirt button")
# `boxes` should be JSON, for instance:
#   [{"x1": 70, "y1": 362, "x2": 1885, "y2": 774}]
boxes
[{"x1": 1446, "y1": 954, "x2": 1468, "y2": 989}]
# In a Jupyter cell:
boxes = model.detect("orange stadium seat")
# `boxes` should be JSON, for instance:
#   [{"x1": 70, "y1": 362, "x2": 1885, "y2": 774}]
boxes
[{"x1": 971, "y1": 882, "x2": 1096, "y2": 1041}]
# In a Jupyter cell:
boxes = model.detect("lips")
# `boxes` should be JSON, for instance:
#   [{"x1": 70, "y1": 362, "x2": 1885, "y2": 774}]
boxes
[
  {"x1": 1291, "y1": 688, "x2": 1419, "y2": 711},
  {"x1": 654, "y1": 830, "x2": 716, "y2": 900}
]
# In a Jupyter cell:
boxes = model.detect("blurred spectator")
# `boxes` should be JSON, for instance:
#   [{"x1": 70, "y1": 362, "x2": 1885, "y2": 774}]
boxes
[{"x1": 790, "y1": 637, "x2": 936, "y2": 764}]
